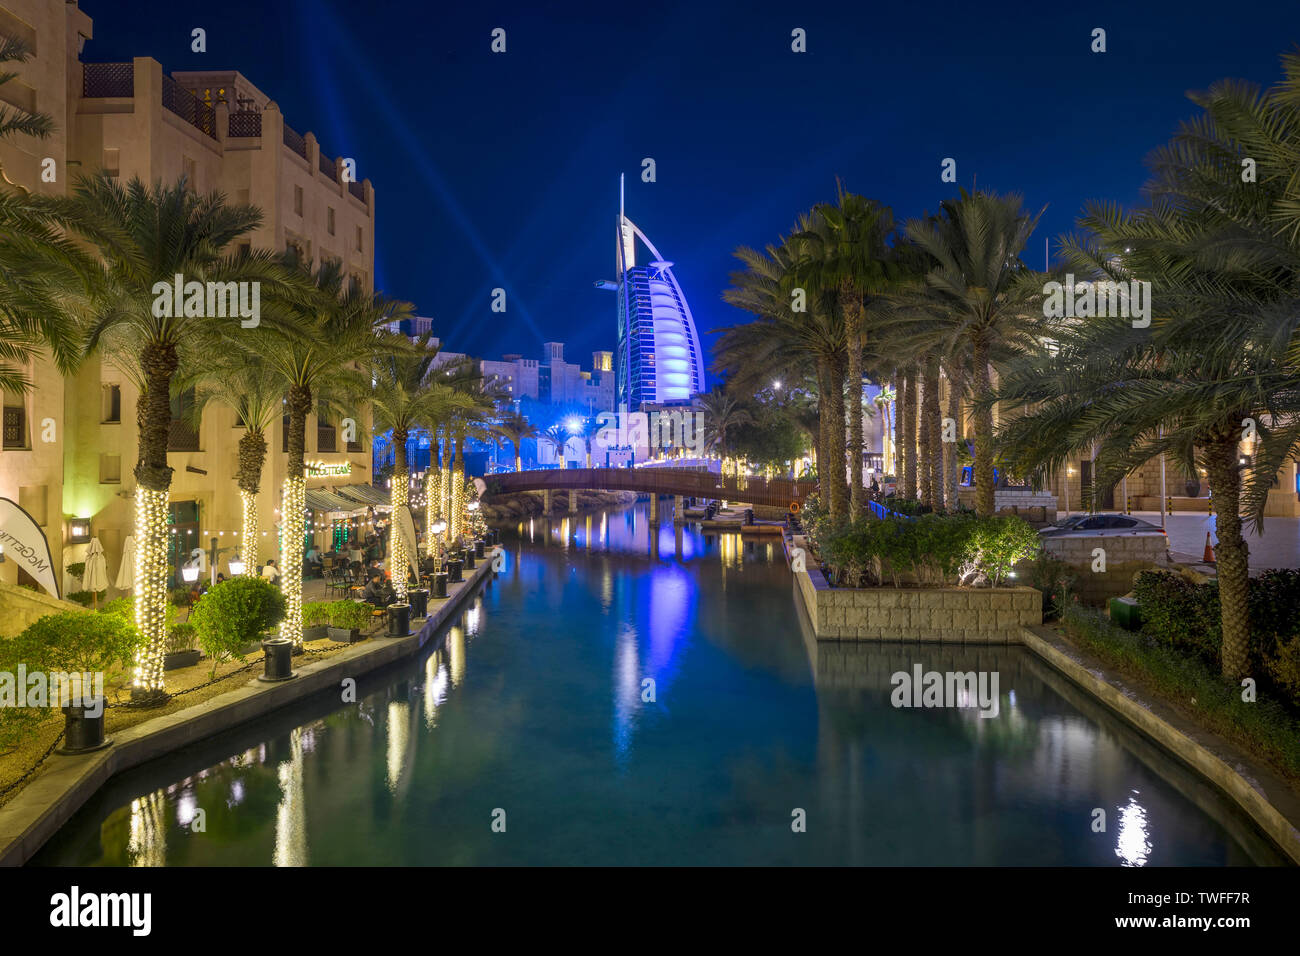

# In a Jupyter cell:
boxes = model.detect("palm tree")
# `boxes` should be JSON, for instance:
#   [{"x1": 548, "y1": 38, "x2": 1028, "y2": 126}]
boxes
[
  {"x1": 541, "y1": 422, "x2": 572, "y2": 469},
  {"x1": 0, "y1": 39, "x2": 93, "y2": 395},
  {"x1": 697, "y1": 385, "x2": 754, "y2": 462},
  {"x1": 998, "y1": 61, "x2": 1300, "y2": 682},
  {"x1": 257, "y1": 256, "x2": 409, "y2": 646},
  {"x1": 182, "y1": 357, "x2": 284, "y2": 571},
  {"x1": 370, "y1": 331, "x2": 467, "y2": 598},
  {"x1": 904, "y1": 189, "x2": 1048, "y2": 517},
  {"x1": 0, "y1": 37, "x2": 53, "y2": 145},
  {"x1": 873, "y1": 385, "x2": 895, "y2": 475},
  {"x1": 494, "y1": 407, "x2": 539, "y2": 471},
  {"x1": 788, "y1": 186, "x2": 897, "y2": 520},
  {"x1": 60, "y1": 173, "x2": 278, "y2": 697},
  {"x1": 719, "y1": 229, "x2": 849, "y2": 520}
]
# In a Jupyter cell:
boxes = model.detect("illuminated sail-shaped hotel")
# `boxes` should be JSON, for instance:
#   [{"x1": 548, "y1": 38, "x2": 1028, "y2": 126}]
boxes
[{"x1": 609, "y1": 179, "x2": 707, "y2": 408}]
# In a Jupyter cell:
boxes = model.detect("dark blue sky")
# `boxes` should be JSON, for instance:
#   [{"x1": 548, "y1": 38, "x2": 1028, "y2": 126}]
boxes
[{"x1": 82, "y1": 0, "x2": 1300, "y2": 376}]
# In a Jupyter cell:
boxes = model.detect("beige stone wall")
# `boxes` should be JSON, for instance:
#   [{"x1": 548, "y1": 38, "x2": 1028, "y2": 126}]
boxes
[
  {"x1": 0, "y1": 580, "x2": 83, "y2": 638},
  {"x1": 0, "y1": 1, "x2": 379, "y2": 587},
  {"x1": 796, "y1": 568, "x2": 1040, "y2": 642},
  {"x1": 1041, "y1": 532, "x2": 1169, "y2": 605}
]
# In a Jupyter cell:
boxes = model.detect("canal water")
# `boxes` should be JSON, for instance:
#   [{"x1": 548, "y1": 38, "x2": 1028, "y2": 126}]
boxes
[{"x1": 32, "y1": 502, "x2": 1287, "y2": 865}]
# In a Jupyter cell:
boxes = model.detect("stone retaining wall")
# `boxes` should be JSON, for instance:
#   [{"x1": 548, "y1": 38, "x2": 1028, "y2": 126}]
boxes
[
  {"x1": 795, "y1": 566, "x2": 1041, "y2": 642},
  {"x1": 1041, "y1": 532, "x2": 1169, "y2": 605}
]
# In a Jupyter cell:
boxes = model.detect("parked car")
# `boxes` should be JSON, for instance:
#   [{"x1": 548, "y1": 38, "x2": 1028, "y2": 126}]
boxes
[{"x1": 1038, "y1": 513, "x2": 1166, "y2": 538}]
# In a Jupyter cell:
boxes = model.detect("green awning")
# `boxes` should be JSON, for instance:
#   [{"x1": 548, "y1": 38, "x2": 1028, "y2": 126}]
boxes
[
  {"x1": 333, "y1": 483, "x2": 390, "y2": 508},
  {"x1": 305, "y1": 488, "x2": 366, "y2": 514}
]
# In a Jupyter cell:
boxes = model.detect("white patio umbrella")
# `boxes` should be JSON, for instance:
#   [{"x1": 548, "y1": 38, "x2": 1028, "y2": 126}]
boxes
[
  {"x1": 83, "y1": 537, "x2": 108, "y2": 608},
  {"x1": 114, "y1": 534, "x2": 136, "y2": 593}
]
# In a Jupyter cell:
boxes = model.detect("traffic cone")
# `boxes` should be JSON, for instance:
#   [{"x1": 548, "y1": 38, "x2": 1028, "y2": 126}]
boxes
[{"x1": 1203, "y1": 532, "x2": 1216, "y2": 564}]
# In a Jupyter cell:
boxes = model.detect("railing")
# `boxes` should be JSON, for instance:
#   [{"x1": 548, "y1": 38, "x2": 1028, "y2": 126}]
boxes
[
  {"x1": 82, "y1": 62, "x2": 133, "y2": 98},
  {"x1": 317, "y1": 424, "x2": 337, "y2": 453},
  {"x1": 228, "y1": 109, "x2": 262, "y2": 137},
  {"x1": 283, "y1": 124, "x2": 307, "y2": 160},
  {"x1": 868, "y1": 498, "x2": 916, "y2": 521},
  {"x1": 346, "y1": 440, "x2": 363, "y2": 453},
  {"x1": 318, "y1": 152, "x2": 336, "y2": 180},
  {"x1": 161, "y1": 75, "x2": 216, "y2": 139},
  {"x1": 167, "y1": 420, "x2": 200, "y2": 452},
  {"x1": 348, "y1": 179, "x2": 365, "y2": 202},
  {"x1": 492, "y1": 467, "x2": 817, "y2": 508}
]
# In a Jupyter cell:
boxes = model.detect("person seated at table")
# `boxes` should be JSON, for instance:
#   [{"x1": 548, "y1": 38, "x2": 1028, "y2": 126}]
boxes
[
  {"x1": 361, "y1": 572, "x2": 395, "y2": 607},
  {"x1": 304, "y1": 545, "x2": 322, "y2": 578},
  {"x1": 261, "y1": 559, "x2": 280, "y2": 585}
]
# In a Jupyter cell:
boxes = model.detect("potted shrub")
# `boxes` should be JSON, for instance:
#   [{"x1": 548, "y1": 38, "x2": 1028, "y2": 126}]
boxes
[
  {"x1": 302, "y1": 602, "x2": 332, "y2": 642},
  {"x1": 164, "y1": 623, "x2": 201, "y2": 670},
  {"x1": 1184, "y1": 476, "x2": 1202, "y2": 498},
  {"x1": 190, "y1": 577, "x2": 286, "y2": 678},
  {"x1": 327, "y1": 599, "x2": 372, "y2": 643},
  {"x1": 5, "y1": 610, "x2": 140, "y2": 754}
]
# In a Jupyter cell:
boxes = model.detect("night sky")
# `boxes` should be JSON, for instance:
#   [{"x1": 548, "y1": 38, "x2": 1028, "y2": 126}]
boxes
[{"x1": 81, "y1": 0, "x2": 1300, "y2": 380}]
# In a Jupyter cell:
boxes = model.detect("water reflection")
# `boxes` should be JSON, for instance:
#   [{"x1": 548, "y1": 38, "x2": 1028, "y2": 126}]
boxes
[{"x1": 32, "y1": 501, "x2": 1287, "y2": 866}]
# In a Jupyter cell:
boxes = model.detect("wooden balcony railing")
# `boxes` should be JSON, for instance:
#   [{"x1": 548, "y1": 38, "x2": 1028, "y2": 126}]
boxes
[{"x1": 82, "y1": 62, "x2": 133, "y2": 98}]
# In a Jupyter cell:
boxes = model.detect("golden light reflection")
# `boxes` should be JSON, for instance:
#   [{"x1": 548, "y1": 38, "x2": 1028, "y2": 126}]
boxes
[
  {"x1": 423, "y1": 650, "x2": 450, "y2": 729},
  {"x1": 447, "y1": 624, "x2": 466, "y2": 686},
  {"x1": 386, "y1": 700, "x2": 409, "y2": 792},
  {"x1": 273, "y1": 727, "x2": 308, "y2": 866},
  {"x1": 128, "y1": 790, "x2": 167, "y2": 867}
]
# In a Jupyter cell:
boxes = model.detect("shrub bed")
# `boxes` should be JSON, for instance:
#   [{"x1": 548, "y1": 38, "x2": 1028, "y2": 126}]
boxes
[
  {"x1": 816, "y1": 510, "x2": 1039, "y2": 588},
  {"x1": 1132, "y1": 568, "x2": 1300, "y2": 708}
]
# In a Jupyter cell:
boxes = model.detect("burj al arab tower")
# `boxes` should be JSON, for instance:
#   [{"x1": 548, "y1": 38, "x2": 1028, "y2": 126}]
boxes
[{"x1": 597, "y1": 175, "x2": 707, "y2": 409}]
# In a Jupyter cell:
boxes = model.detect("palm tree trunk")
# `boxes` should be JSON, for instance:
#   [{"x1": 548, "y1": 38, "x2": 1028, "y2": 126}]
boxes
[
  {"x1": 923, "y1": 355, "x2": 942, "y2": 511},
  {"x1": 237, "y1": 429, "x2": 267, "y2": 570},
  {"x1": 843, "y1": 288, "x2": 864, "y2": 522},
  {"x1": 817, "y1": 357, "x2": 833, "y2": 509},
  {"x1": 515, "y1": 440, "x2": 522, "y2": 472},
  {"x1": 1203, "y1": 437, "x2": 1251, "y2": 681},
  {"x1": 390, "y1": 426, "x2": 410, "y2": 598},
  {"x1": 900, "y1": 366, "x2": 917, "y2": 500},
  {"x1": 972, "y1": 337, "x2": 994, "y2": 518},
  {"x1": 280, "y1": 383, "x2": 312, "y2": 648},
  {"x1": 918, "y1": 366, "x2": 932, "y2": 507},
  {"x1": 451, "y1": 427, "x2": 465, "y2": 541},
  {"x1": 943, "y1": 357, "x2": 963, "y2": 512},
  {"x1": 131, "y1": 340, "x2": 179, "y2": 698},
  {"x1": 826, "y1": 356, "x2": 848, "y2": 522}
]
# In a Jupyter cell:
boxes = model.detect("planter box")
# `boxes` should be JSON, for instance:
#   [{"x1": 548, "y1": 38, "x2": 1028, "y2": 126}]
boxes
[
  {"x1": 303, "y1": 626, "x2": 329, "y2": 642},
  {"x1": 794, "y1": 566, "x2": 1041, "y2": 642},
  {"x1": 163, "y1": 649, "x2": 201, "y2": 671},
  {"x1": 326, "y1": 626, "x2": 362, "y2": 643}
]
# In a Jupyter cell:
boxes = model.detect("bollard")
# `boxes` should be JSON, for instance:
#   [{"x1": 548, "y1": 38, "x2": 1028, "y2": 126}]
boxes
[
  {"x1": 408, "y1": 588, "x2": 429, "y2": 619},
  {"x1": 387, "y1": 603, "x2": 412, "y2": 637},
  {"x1": 464, "y1": 547, "x2": 476, "y2": 569},
  {"x1": 448, "y1": 558, "x2": 463, "y2": 583},
  {"x1": 433, "y1": 572, "x2": 448, "y2": 598},
  {"x1": 259, "y1": 638, "x2": 296, "y2": 683},
  {"x1": 474, "y1": 539, "x2": 485, "y2": 559},
  {"x1": 59, "y1": 698, "x2": 110, "y2": 754}
]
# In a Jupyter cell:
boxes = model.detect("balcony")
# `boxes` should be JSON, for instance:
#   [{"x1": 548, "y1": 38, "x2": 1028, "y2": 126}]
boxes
[
  {"x1": 348, "y1": 179, "x2": 365, "y2": 202},
  {"x1": 167, "y1": 420, "x2": 200, "y2": 452},
  {"x1": 161, "y1": 74, "x2": 216, "y2": 140},
  {"x1": 283, "y1": 123, "x2": 307, "y2": 161},
  {"x1": 228, "y1": 109, "x2": 262, "y2": 138},
  {"x1": 319, "y1": 153, "x2": 336, "y2": 180},
  {"x1": 82, "y1": 62, "x2": 133, "y2": 98}
]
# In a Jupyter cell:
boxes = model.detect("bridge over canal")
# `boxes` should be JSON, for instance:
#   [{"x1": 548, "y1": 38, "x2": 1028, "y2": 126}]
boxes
[{"x1": 486, "y1": 468, "x2": 817, "y2": 510}]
